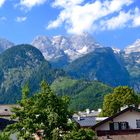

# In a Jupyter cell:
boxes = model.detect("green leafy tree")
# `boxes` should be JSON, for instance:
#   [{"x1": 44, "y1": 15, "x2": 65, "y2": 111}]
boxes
[
  {"x1": 63, "y1": 128, "x2": 96, "y2": 140},
  {"x1": 5, "y1": 81, "x2": 95, "y2": 140},
  {"x1": 101, "y1": 86, "x2": 139, "y2": 117},
  {"x1": 0, "y1": 132, "x2": 11, "y2": 140}
]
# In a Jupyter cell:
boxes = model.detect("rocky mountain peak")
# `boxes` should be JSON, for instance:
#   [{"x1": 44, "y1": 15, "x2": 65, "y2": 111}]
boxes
[
  {"x1": 0, "y1": 38, "x2": 14, "y2": 53},
  {"x1": 124, "y1": 39, "x2": 140, "y2": 54},
  {"x1": 32, "y1": 35, "x2": 64, "y2": 60},
  {"x1": 32, "y1": 33, "x2": 102, "y2": 62},
  {"x1": 32, "y1": 35, "x2": 52, "y2": 51},
  {"x1": 112, "y1": 47, "x2": 121, "y2": 54},
  {"x1": 51, "y1": 35, "x2": 71, "y2": 50},
  {"x1": 70, "y1": 33, "x2": 101, "y2": 50}
]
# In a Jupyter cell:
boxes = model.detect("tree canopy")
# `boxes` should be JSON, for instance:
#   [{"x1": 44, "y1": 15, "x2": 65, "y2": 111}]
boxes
[
  {"x1": 101, "y1": 86, "x2": 140, "y2": 117},
  {"x1": 5, "y1": 81, "x2": 96, "y2": 140}
]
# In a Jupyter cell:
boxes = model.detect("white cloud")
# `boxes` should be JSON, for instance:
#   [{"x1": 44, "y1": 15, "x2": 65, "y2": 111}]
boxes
[
  {"x1": 100, "y1": 11, "x2": 132, "y2": 30},
  {"x1": 132, "y1": 8, "x2": 140, "y2": 27},
  {"x1": 47, "y1": 0, "x2": 140, "y2": 34},
  {"x1": 101, "y1": 7, "x2": 140, "y2": 30},
  {"x1": 133, "y1": 16, "x2": 140, "y2": 27},
  {"x1": 52, "y1": 0, "x2": 84, "y2": 7},
  {"x1": 16, "y1": 16, "x2": 27, "y2": 22},
  {"x1": 18, "y1": 0, "x2": 47, "y2": 10},
  {"x1": 0, "y1": 0, "x2": 6, "y2": 7}
]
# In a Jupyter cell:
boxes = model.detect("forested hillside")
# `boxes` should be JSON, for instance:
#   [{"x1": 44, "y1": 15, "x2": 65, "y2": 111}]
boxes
[
  {"x1": 0, "y1": 38, "x2": 140, "y2": 111},
  {"x1": 64, "y1": 47, "x2": 129, "y2": 87},
  {"x1": 51, "y1": 77, "x2": 112, "y2": 110},
  {"x1": 0, "y1": 44, "x2": 64, "y2": 103}
]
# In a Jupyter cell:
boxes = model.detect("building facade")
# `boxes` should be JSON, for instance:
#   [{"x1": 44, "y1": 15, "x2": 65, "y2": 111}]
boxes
[{"x1": 92, "y1": 107, "x2": 140, "y2": 140}]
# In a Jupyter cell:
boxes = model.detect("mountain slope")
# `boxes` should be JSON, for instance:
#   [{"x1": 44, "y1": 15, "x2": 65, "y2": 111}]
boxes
[
  {"x1": 51, "y1": 77, "x2": 112, "y2": 111},
  {"x1": 0, "y1": 44, "x2": 63, "y2": 103},
  {"x1": 64, "y1": 47, "x2": 129, "y2": 86},
  {"x1": 123, "y1": 39, "x2": 140, "y2": 78},
  {"x1": 122, "y1": 39, "x2": 140, "y2": 91}
]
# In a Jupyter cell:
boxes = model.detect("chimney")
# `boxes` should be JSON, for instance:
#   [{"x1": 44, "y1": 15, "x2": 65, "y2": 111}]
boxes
[
  {"x1": 86, "y1": 109, "x2": 90, "y2": 114},
  {"x1": 78, "y1": 116, "x2": 81, "y2": 121},
  {"x1": 98, "y1": 108, "x2": 102, "y2": 113},
  {"x1": 138, "y1": 104, "x2": 140, "y2": 109}
]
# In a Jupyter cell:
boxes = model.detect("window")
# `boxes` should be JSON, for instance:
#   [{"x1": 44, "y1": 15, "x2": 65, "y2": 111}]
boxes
[
  {"x1": 109, "y1": 122, "x2": 129, "y2": 130},
  {"x1": 136, "y1": 120, "x2": 140, "y2": 128},
  {"x1": 114, "y1": 122, "x2": 119, "y2": 130},
  {"x1": 109, "y1": 122, "x2": 119, "y2": 130},
  {"x1": 119, "y1": 122, "x2": 129, "y2": 130},
  {"x1": 120, "y1": 122, "x2": 127, "y2": 130},
  {"x1": 109, "y1": 122, "x2": 114, "y2": 130}
]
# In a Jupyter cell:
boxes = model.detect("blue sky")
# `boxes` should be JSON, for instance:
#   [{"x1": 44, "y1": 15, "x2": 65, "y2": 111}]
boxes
[{"x1": 0, "y1": 0, "x2": 140, "y2": 49}]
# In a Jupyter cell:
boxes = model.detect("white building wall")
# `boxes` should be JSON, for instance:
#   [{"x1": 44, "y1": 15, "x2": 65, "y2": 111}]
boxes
[
  {"x1": 96, "y1": 122, "x2": 110, "y2": 130},
  {"x1": 96, "y1": 110, "x2": 140, "y2": 131},
  {"x1": 113, "y1": 110, "x2": 140, "y2": 129}
]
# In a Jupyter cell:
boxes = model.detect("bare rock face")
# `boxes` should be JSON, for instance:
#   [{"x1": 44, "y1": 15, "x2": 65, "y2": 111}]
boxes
[
  {"x1": 32, "y1": 33, "x2": 102, "y2": 62},
  {"x1": 124, "y1": 39, "x2": 140, "y2": 54},
  {"x1": 0, "y1": 38, "x2": 14, "y2": 53},
  {"x1": 123, "y1": 39, "x2": 140, "y2": 77}
]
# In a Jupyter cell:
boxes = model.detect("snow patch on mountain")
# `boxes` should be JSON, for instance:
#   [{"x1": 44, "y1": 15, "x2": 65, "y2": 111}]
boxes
[
  {"x1": 112, "y1": 48, "x2": 121, "y2": 54},
  {"x1": 77, "y1": 46, "x2": 88, "y2": 54},
  {"x1": 32, "y1": 33, "x2": 102, "y2": 61}
]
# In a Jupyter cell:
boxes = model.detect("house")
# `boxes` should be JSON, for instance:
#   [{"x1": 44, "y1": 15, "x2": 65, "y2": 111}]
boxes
[
  {"x1": 73, "y1": 108, "x2": 107, "y2": 128},
  {"x1": 92, "y1": 106, "x2": 140, "y2": 140},
  {"x1": 73, "y1": 108, "x2": 101, "y2": 117},
  {"x1": 0, "y1": 105, "x2": 17, "y2": 131},
  {"x1": 0, "y1": 105, "x2": 15, "y2": 118},
  {"x1": 0, "y1": 118, "x2": 15, "y2": 130},
  {"x1": 73, "y1": 116, "x2": 96, "y2": 128}
]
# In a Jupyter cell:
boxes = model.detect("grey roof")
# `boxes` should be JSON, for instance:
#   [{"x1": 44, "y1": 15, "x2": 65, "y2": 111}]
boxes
[
  {"x1": 73, "y1": 116, "x2": 96, "y2": 127},
  {"x1": 0, "y1": 118, "x2": 15, "y2": 130},
  {"x1": 92, "y1": 106, "x2": 140, "y2": 129},
  {"x1": 0, "y1": 105, "x2": 18, "y2": 116}
]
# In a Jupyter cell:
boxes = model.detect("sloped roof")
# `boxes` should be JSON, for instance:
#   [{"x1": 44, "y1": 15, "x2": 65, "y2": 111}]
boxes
[
  {"x1": 92, "y1": 106, "x2": 140, "y2": 129},
  {"x1": 0, "y1": 104, "x2": 18, "y2": 116},
  {"x1": 73, "y1": 116, "x2": 96, "y2": 127},
  {"x1": 0, "y1": 118, "x2": 15, "y2": 130}
]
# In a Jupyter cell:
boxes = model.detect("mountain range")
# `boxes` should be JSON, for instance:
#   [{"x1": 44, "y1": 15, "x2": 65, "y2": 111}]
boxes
[
  {"x1": 31, "y1": 33, "x2": 140, "y2": 88},
  {"x1": 0, "y1": 34, "x2": 140, "y2": 110},
  {"x1": 32, "y1": 33, "x2": 101, "y2": 64}
]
